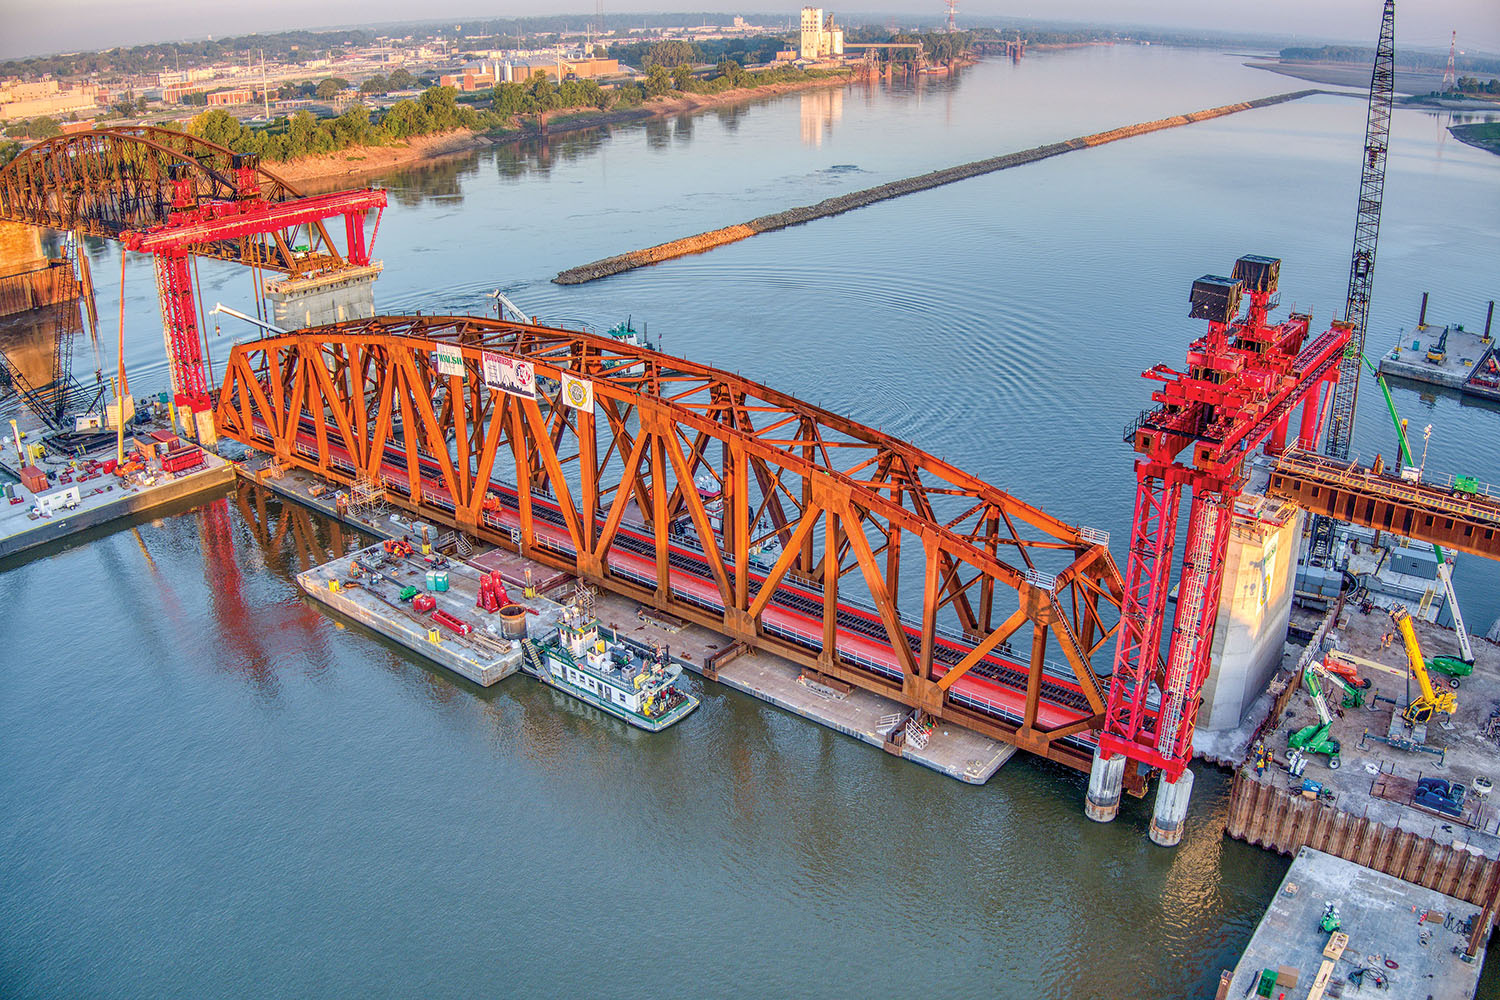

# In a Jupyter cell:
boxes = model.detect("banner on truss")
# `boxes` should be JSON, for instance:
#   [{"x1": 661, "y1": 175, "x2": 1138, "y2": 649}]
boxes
[{"x1": 482, "y1": 352, "x2": 535, "y2": 399}]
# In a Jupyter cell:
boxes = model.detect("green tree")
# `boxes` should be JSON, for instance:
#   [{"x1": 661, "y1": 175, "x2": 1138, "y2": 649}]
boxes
[
  {"x1": 286, "y1": 109, "x2": 319, "y2": 154},
  {"x1": 386, "y1": 67, "x2": 418, "y2": 90},
  {"x1": 671, "y1": 63, "x2": 695, "y2": 92},
  {"x1": 359, "y1": 75, "x2": 388, "y2": 94},
  {"x1": 188, "y1": 109, "x2": 245, "y2": 149},
  {"x1": 524, "y1": 71, "x2": 559, "y2": 113},
  {"x1": 314, "y1": 77, "x2": 349, "y2": 100},
  {"x1": 29, "y1": 116, "x2": 61, "y2": 138},
  {"x1": 716, "y1": 59, "x2": 743, "y2": 87},
  {"x1": 491, "y1": 81, "x2": 529, "y2": 116},
  {"x1": 0, "y1": 139, "x2": 21, "y2": 167},
  {"x1": 381, "y1": 98, "x2": 428, "y2": 138},
  {"x1": 331, "y1": 103, "x2": 375, "y2": 145},
  {"x1": 644, "y1": 64, "x2": 671, "y2": 98},
  {"x1": 643, "y1": 39, "x2": 700, "y2": 68}
]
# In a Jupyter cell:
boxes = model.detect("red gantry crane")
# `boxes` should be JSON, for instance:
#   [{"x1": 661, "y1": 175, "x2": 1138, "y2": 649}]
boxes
[
  {"x1": 0, "y1": 129, "x2": 387, "y2": 438},
  {"x1": 120, "y1": 156, "x2": 385, "y2": 419},
  {"x1": 1088, "y1": 256, "x2": 1352, "y2": 845}
]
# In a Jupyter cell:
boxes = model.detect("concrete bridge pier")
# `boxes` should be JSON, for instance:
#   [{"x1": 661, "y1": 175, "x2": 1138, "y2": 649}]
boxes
[
  {"x1": 1084, "y1": 747, "x2": 1125, "y2": 823},
  {"x1": 1148, "y1": 768, "x2": 1195, "y2": 847},
  {"x1": 264, "y1": 265, "x2": 381, "y2": 331}
]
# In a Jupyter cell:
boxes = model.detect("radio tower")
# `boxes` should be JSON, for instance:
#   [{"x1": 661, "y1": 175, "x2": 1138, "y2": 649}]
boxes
[
  {"x1": 944, "y1": 0, "x2": 958, "y2": 32},
  {"x1": 1443, "y1": 30, "x2": 1457, "y2": 91}
]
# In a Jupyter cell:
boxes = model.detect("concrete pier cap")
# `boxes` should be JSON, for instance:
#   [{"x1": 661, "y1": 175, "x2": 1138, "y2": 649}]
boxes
[
  {"x1": 1148, "y1": 767, "x2": 1195, "y2": 847},
  {"x1": 1085, "y1": 747, "x2": 1126, "y2": 823}
]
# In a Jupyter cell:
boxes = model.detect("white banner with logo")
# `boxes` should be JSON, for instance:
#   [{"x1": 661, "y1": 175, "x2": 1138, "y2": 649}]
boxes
[
  {"x1": 561, "y1": 372, "x2": 594, "y2": 412},
  {"x1": 482, "y1": 352, "x2": 536, "y2": 399},
  {"x1": 435, "y1": 348, "x2": 465, "y2": 379}
]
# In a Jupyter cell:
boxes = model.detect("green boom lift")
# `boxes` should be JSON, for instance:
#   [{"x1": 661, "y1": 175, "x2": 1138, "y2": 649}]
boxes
[{"x1": 1288, "y1": 665, "x2": 1343, "y2": 768}]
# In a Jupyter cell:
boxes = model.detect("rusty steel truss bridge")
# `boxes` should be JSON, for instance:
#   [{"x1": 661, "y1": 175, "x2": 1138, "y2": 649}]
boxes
[{"x1": 214, "y1": 314, "x2": 1128, "y2": 773}]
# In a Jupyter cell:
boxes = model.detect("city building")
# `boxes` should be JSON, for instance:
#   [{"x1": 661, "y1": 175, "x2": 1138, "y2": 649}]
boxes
[
  {"x1": 0, "y1": 79, "x2": 100, "y2": 120},
  {"x1": 206, "y1": 89, "x2": 253, "y2": 106},
  {"x1": 798, "y1": 7, "x2": 844, "y2": 60}
]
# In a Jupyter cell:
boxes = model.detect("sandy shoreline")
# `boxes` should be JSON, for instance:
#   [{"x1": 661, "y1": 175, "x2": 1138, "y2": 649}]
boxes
[{"x1": 268, "y1": 73, "x2": 854, "y2": 191}]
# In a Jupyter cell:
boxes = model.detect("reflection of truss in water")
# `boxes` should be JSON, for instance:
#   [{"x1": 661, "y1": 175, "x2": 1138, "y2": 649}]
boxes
[
  {"x1": 234, "y1": 479, "x2": 357, "y2": 573},
  {"x1": 0, "y1": 288, "x2": 103, "y2": 429}
]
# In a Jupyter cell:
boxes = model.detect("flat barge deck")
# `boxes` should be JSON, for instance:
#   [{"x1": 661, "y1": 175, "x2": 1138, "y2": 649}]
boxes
[
  {"x1": 0, "y1": 428, "x2": 234, "y2": 561},
  {"x1": 1377, "y1": 319, "x2": 1500, "y2": 404},
  {"x1": 1223, "y1": 847, "x2": 1486, "y2": 999},
  {"x1": 258, "y1": 459, "x2": 1015, "y2": 783}
]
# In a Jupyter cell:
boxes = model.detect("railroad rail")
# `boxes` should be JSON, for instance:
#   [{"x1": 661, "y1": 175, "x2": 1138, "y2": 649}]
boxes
[
  {"x1": 1268, "y1": 449, "x2": 1500, "y2": 560},
  {"x1": 214, "y1": 314, "x2": 1126, "y2": 772}
]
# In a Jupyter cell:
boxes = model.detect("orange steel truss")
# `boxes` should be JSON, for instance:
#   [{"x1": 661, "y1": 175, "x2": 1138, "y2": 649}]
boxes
[
  {"x1": 215, "y1": 315, "x2": 1125, "y2": 769},
  {"x1": 0, "y1": 126, "x2": 364, "y2": 278}
]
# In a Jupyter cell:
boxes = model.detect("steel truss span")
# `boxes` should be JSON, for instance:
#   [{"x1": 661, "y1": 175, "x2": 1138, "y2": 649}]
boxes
[
  {"x1": 0, "y1": 126, "x2": 355, "y2": 276},
  {"x1": 216, "y1": 314, "x2": 1125, "y2": 770}
]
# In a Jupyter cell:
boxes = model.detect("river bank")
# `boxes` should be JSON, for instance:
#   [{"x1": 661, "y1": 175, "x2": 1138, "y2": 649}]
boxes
[
  {"x1": 1451, "y1": 122, "x2": 1500, "y2": 156},
  {"x1": 269, "y1": 72, "x2": 854, "y2": 190}
]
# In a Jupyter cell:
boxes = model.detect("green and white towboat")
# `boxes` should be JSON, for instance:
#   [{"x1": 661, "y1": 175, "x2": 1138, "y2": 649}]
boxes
[{"x1": 524, "y1": 595, "x2": 698, "y2": 732}]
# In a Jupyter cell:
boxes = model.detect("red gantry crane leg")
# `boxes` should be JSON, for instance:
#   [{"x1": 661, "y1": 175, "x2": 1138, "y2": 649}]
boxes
[
  {"x1": 1086, "y1": 256, "x2": 1351, "y2": 845},
  {"x1": 121, "y1": 154, "x2": 386, "y2": 441}
]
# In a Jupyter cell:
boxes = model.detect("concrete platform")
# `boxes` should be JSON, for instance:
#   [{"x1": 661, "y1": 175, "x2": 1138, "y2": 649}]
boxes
[
  {"x1": 590, "y1": 589, "x2": 1017, "y2": 784},
  {"x1": 1225, "y1": 847, "x2": 1486, "y2": 999},
  {"x1": 1254, "y1": 602, "x2": 1500, "y2": 857},
  {"x1": 0, "y1": 436, "x2": 234, "y2": 561},
  {"x1": 297, "y1": 541, "x2": 566, "y2": 687}
]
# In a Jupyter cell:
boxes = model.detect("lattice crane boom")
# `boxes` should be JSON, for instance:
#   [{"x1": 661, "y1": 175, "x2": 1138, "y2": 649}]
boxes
[{"x1": 1313, "y1": 0, "x2": 1395, "y2": 560}]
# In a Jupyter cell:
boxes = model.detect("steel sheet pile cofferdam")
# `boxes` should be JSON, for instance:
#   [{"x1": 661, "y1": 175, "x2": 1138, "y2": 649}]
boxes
[{"x1": 214, "y1": 315, "x2": 1126, "y2": 770}]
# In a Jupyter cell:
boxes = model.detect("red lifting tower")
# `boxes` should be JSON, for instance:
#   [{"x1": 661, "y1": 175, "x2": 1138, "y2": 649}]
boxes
[
  {"x1": 1086, "y1": 256, "x2": 1352, "y2": 845},
  {"x1": 121, "y1": 153, "x2": 386, "y2": 424}
]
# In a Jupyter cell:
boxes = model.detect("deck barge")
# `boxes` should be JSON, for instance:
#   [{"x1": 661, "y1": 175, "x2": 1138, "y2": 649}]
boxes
[
  {"x1": 1221, "y1": 847, "x2": 1486, "y2": 999},
  {"x1": 1376, "y1": 304, "x2": 1499, "y2": 405},
  {"x1": 0, "y1": 420, "x2": 234, "y2": 561},
  {"x1": 263, "y1": 458, "x2": 1016, "y2": 783}
]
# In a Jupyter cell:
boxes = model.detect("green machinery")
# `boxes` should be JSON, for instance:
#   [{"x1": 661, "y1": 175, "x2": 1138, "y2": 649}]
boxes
[
  {"x1": 1363, "y1": 353, "x2": 1476, "y2": 668},
  {"x1": 1289, "y1": 665, "x2": 1344, "y2": 769}
]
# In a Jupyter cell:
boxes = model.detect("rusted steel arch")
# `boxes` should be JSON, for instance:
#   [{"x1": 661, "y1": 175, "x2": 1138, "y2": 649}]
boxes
[
  {"x1": 0, "y1": 126, "x2": 346, "y2": 274},
  {"x1": 216, "y1": 314, "x2": 1126, "y2": 767}
]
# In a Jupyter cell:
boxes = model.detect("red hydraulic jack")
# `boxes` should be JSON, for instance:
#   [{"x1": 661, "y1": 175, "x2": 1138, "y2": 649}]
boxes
[
  {"x1": 1087, "y1": 256, "x2": 1350, "y2": 845},
  {"x1": 476, "y1": 572, "x2": 509, "y2": 613}
]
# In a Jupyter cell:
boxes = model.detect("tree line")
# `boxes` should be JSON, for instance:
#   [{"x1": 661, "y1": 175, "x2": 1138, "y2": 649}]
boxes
[
  {"x1": 1281, "y1": 45, "x2": 1500, "y2": 76},
  {"x1": 182, "y1": 62, "x2": 846, "y2": 164}
]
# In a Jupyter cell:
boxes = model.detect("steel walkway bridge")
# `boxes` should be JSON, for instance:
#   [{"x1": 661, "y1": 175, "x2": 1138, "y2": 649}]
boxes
[
  {"x1": 214, "y1": 314, "x2": 1127, "y2": 773},
  {"x1": 1268, "y1": 449, "x2": 1500, "y2": 560}
]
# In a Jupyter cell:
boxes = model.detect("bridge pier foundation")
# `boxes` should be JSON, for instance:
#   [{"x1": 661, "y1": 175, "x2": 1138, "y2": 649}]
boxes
[
  {"x1": 1148, "y1": 767, "x2": 1194, "y2": 847},
  {"x1": 1085, "y1": 747, "x2": 1125, "y2": 823}
]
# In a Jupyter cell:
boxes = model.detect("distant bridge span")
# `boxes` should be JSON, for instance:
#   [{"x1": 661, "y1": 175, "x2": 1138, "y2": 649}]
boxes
[{"x1": 216, "y1": 314, "x2": 1126, "y2": 771}]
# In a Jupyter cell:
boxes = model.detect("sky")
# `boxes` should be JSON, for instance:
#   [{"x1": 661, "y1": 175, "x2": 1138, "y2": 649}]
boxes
[{"x1": 0, "y1": 0, "x2": 1496, "y2": 62}]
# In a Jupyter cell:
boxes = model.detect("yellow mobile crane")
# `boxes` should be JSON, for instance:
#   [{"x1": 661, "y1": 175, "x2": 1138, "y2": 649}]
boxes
[{"x1": 1389, "y1": 607, "x2": 1458, "y2": 725}]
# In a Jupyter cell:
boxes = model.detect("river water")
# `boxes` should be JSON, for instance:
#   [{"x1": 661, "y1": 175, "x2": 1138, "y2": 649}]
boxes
[{"x1": 4, "y1": 46, "x2": 1499, "y2": 998}]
